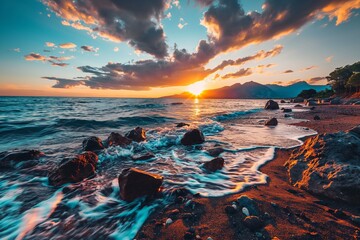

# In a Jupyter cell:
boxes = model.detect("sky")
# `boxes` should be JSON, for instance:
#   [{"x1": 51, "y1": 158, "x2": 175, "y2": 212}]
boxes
[{"x1": 0, "y1": 0, "x2": 359, "y2": 97}]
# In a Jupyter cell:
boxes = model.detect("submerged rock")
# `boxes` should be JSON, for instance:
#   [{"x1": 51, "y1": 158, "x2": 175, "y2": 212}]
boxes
[
  {"x1": 82, "y1": 136, "x2": 104, "y2": 152},
  {"x1": 48, "y1": 152, "x2": 98, "y2": 186},
  {"x1": 125, "y1": 127, "x2": 146, "y2": 142},
  {"x1": 265, "y1": 118, "x2": 278, "y2": 126},
  {"x1": 106, "y1": 132, "x2": 132, "y2": 147},
  {"x1": 132, "y1": 152, "x2": 155, "y2": 161},
  {"x1": 280, "y1": 100, "x2": 286, "y2": 103},
  {"x1": 118, "y1": 168, "x2": 163, "y2": 201},
  {"x1": 0, "y1": 149, "x2": 44, "y2": 169},
  {"x1": 176, "y1": 122, "x2": 190, "y2": 128},
  {"x1": 282, "y1": 108, "x2": 292, "y2": 113},
  {"x1": 294, "y1": 104, "x2": 303, "y2": 108},
  {"x1": 207, "y1": 147, "x2": 225, "y2": 157},
  {"x1": 285, "y1": 127, "x2": 360, "y2": 204},
  {"x1": 203, "y1": 157, "x2": 224, "y2": 172},
  {"x1": 181, "y1": 129, "x2": 205, "y2": 146},
  {"x1": 264, "y1": 100, "x2": 279, "y2": 110}
]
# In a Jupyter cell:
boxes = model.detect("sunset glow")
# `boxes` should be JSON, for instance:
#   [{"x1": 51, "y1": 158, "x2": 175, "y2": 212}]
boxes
[{"x1": 187, "y1": 81, "x2": 205, "y2": 96}]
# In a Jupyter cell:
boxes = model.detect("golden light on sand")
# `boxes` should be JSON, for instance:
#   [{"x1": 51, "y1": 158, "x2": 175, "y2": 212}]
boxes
[{"x1": 187, "y1": 81, "x2": 205, "y2": 96}]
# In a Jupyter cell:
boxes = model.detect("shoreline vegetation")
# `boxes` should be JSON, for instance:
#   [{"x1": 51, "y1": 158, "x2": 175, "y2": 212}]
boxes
[{"x1": 136, "y1": 103, "x2": 360, "y2": 240}]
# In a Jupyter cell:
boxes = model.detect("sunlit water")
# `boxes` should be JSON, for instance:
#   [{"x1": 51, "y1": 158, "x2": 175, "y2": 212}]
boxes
[{"x1": 0, "y1": 97, "x2": 315, "y2": 239}]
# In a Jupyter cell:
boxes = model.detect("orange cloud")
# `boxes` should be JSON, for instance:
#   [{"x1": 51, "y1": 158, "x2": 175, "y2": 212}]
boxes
[{"x1": 59, "y1": 43, "x2": 77, "y2": 49}]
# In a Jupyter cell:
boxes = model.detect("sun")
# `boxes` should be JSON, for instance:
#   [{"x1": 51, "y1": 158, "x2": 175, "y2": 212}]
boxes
[{"x1": 187, "y1": 82, "x2": 205, "y2": 96}]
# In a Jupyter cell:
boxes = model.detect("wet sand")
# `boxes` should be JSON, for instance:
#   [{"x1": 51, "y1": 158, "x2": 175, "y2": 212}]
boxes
[{"x1": 137, "y1": 105, "x2": 360, "y2": 240}]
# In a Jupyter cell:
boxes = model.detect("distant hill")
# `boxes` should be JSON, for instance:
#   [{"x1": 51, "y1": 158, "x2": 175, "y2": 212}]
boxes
[{"x1": 162, "y1": 81, "x2": 329, "y2": 99}]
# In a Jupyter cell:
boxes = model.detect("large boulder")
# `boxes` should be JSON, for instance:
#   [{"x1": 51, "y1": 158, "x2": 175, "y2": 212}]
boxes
[
  {"x1": 292, "y1": 97, "x2": 304, "y2": 103},
  {"x1": 265, "y1": 118, "x2": 278, "y2": 126},
  {"x1": 0, "y1": 150, "x2": 44, "y2": 169},
  {"x1": 203, "y1": 157, "x2": 224, "y2": 172},
  {"x1": 82, "y1": 136, "x2": 104, "y2": 151},
  {"x1": 306, "y1": 100, "x2": 317, "y2": 106},
  {"x1": 181, "y1": 129, "x2": 205, "y2": 146},
  {"x1": 125, "y1": 127, "x2": 146, "y2": 142},
  {"x1": 285, "y1": 126, "x2": 360, "y2": 204},
  {"x1": 106, "y1": 132, "x2": 132, "y2": 147},
  {"x1": 118, "y1": 168, "x2": 163, "y2": 201},
  {"x1": 264, "y1": 100, "x2": 279, "y2": 110},
  {"x1": 48, "y1": 152, "x2": 98, "y2": 186}
]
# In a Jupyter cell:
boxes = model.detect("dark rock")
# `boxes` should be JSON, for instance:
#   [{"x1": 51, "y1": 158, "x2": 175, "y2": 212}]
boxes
[
  {"x1": 132, "y1": 152, "x2": 155, "y2": 161},
  {"x1": 313, "y1": 115, "x2": 321, "y2": 120},
  {"x1": 106, "y1": 132, "x2": 132, "y2": 147},
  {"x1": 203, "y1": 157, "x2": 224, "y2": 172},
  {"x1": 175, "y1": 196, "x2": 184, "y2": 204},
  {"x1": 243, "y1": 216, "x2": 263, "y2": 231},
  {"x1": 225, "y1": 205, "x2": 237, "y2": 214},
  {"x1": 176, "y1": 122, "x2": 190, "y2": 128},
  {"x1": 184, "y1": 231, "x2": 195, "y2": 240},
  {"x1": 330, "y1": 97, "x2": 342, "y2": 105},
  {"x1": 237, "y1": 195, "x2": 260, "y2": 216},
  {"x1": 306, "y1": 100, "x2": 317, "y2": 106},
  {"x1": 207, "y1": 147, "x2": 225, "y2": 157},
  {"x1": 125, "y1": 127, "x2": 146, "y2": 142},
  {"x1": 181, "y1": 129, "x2": 205, "y2": 146},
  {"x1": 294, "y1": 104, "x2": 303, "y2": 108},
  {"x1": 284, "y1": 114, "x2": 291, "y2": 118},
  {"x1": 265, "y1": 118, "x2": 278, "y2": 126},
  {"x1": 348, "y1": 125, "x2": 360, "y2": 138},
  {"x1": 310, "y1": 106, "x2": 316, "y2": 110},
  {"x1": 292, "y1": 97, "x2": 304, "y2": 103},
  {"x1": 0, "y1": 150, "x2": 44, "y2": 168},
  {"x1": 283, "y1": 108, "x2": 292, "y2": 113},
  {"x1": 118, "y1": 168, "x2": 163, "y2": 201},
  {"x1": 171, "y1": 102, "x2": 183, "y2": 105},
  {"x1": 264, "y1": 100, "x2": 279, "y2": 110},
  {"x1": 285, "y1": 129, "x2": 360, "y2": 204},
  {"x1": 48, "y1": 152, "x2": 98, "y2": 186},
  {"x1": 280, "y1": 100, "x2": 286, "y2": 103},
  {"x1": 82, "y1": 136, "x2": 104, "y2": 151}
]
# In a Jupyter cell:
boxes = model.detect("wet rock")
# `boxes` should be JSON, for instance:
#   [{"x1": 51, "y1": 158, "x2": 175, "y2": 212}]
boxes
[
  {"x1": 171, "y1": 102, "x2": 183, "y2": 105},
  {"x1": 48, "y1": 152, "x2": 98, "y2": 186},
  {"x1": 284, "y1": 114, "x2": 291, "y2": 118},
  {"x1": 306, "y1": 100, "x2": 317, "y2": 106},
  {"x1": 310, "y1": 106, "x2": 316, "y2": 110},
  {"x1": 82, "y1": 136, "x2": 104, "y2": 151},
  {"x1": 165, "y1": 218, "x2": 173, "y2": 225},
  {"x1": 207, "y1": 147, "x2": 225, "y2": 157},
  {"x1": 225, "y1": 205, "x2": 237, "y2": 214},
  {"x1": 283, "y1": 108, "x2": 292, "y2": 113},
  {"x1": 243, "y1": 216, "x2": 263, "y2": 231},
  {"x1": 181, "y1": 129, "x2": 205, "y2": 146},
  {"x1": 125, "y1": 127, "x2": 146, "y2": 142},
  {"x1": 118, "y1": 168, "x2": 163, "y2": 201},
  {"x1": 265, "y1": 118, "x2": 278, "y2": 126},
  {"x1": 242, "y1": 207, "x2": 250, "y2": 216},
  {"x1": 203, "y1": 157, "x2": 224, "y2": 172},
  {"x1": 294, "y1": 104, "x2": 303, "y2": 107},
  {"x1": 292, "y1": 97, "x2": 304, "y2": 103},
  {"x1": 313, "y1": 115, "x2": 320, "y2": 120},
  {"x1": 280, "y1": 100, "x2": 286, "y2": 103},
  {"x1": 349, "y1": 125, "x2": 360, "y2": 138},
  {"x1": 330, "y1": 97, "x2": 342, "y2": 105},
  {"x1": 264, "y1": 100, "x2": 279, "y2": 110},
  {"x1": 0, "y1": 149, "x2": 44, "y2": 169},
  {"x1": 285, "y1": 129, "x2": 360, "y2": 204},
  {"x1": 184, "y1": 231, "x2": 196, "y2": 240},
  {"x1": 106, "y1": 132, "x2": 132, "y2": 147},
  {"x1": 176, "y1": 122, "x2": 190, "y2": 128},
  {"x1": 237, "y1": 195, "x2": 260, "y2": 216},
  {"x1": 132, "y1": 152, "x2": 155, "y2": 161}
]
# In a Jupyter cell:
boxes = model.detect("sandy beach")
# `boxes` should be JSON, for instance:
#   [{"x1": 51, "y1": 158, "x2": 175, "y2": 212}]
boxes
[{"x1": 137, "y1": 105, "x2": 360, "y2": 240}]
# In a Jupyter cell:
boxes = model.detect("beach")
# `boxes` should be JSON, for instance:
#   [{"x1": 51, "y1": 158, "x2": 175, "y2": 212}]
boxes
[{"x1": 137, "y1": 104, "x2": 360, "y2": 240}]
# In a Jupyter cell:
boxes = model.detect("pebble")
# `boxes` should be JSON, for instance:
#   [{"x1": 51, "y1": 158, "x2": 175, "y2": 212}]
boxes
[
  {"x1": 165, "y1": 218, "x2": 173, "y2": 225},
  {"x1": 242, "y1": 207, "x2": 250, "y2": 216}
]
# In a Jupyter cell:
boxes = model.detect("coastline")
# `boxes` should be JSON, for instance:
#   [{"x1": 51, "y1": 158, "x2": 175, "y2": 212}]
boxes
[{"x1": 137, "y1": 104, "x2": 360, "y2": 240}]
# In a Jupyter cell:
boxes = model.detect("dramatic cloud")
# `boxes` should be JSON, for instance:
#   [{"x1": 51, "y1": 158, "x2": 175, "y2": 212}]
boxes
[
  {"x1": 43, "y1": 77, "x2": 85, "y2": 88},
  {"x1": 81, "y1": 45, "x2": 98, "y2": 52},
  {"x1": 283, "y1": 70, "x2": 294, "y2": 74},
  {"x1": 307, "y1": 76, "x2": 327, "y2": 84},
  {"x1": 221, "y1": 68, "x2": 252, "y2": 79},
  {"x1": 59, "y1": 42, "x2": 77, "y2": 49},
  {"x1": 24, "y1": 53, "x2": 72, "y2": 67},
  {"x1": 43, "y1": 0, "x2": 169, "y2": 58}
]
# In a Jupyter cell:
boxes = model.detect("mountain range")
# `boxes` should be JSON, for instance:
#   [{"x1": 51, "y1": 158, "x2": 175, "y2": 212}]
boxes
[{"x1": 162, "y1": 81, "x2": 329, "y2": 99}]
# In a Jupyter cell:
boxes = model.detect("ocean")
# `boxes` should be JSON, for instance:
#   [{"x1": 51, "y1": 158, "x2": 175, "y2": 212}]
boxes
[{"x1": 0, "y1": 97, "x2": 316, "y2": 239}]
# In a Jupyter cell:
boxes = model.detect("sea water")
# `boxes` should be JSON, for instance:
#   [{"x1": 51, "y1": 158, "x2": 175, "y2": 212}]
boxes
[{"x1": 0, "y1": 97, "x2": 315, "y2": 239}]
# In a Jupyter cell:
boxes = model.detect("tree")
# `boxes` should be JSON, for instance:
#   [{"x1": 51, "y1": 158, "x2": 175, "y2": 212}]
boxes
[
  {"x1": 297, "y1": 89, "x2": 317, "y2": 99},
  {"x1": 347, "y1": 72, "x2": 360, "y2": 92},
  {"x1": 326, "y1": 67, "x2": 353, "y2": 93}
]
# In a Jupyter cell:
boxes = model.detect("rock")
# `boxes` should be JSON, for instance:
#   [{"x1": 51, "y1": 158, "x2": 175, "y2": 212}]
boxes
[
  {"x1": 237, "y1": 195, "x2": 260, "y2": 216},
  {"x1": 313, "y1": 115, "x2": 320, "y2": 120},
  {"x1": 283, "y1": 108, "x2": 292, "y2": 112},
  {"x1": 243, "y1": 216, "x2": 263, "y2": 231},
  {"x1": 184, "y1": 232, "x2": 196, "y2": 240},
  {"x1": 225, "y1": 205, "x2": 237, "y2": 214},
  {"x1": 264, "y1": 100, "x2": 279, "y2": 110},
  {"x1": 330, "y1": 97, "x2": 342, "y2": 105},
  {"x1": 203, "y1": 157, "x2": 224, "y2": 172},
  {"x1": 280, "y1": 100, "x2": 286, "y2": 103},
  {"x1": 242, "y1": 207, "x2": 250, "y2": 216},
  {"x1": 294, "y1": 104, "x2": 303, "y2": 107},
  {"x1": 306, "y1": 101, "x2": 317, "y2": 106},
  {"x1": 125, "y1": 127, "x2": 146, "y2": 142},
  {"x1": 265, "y1": 118, "x2": 278, "y2": 126},
  {"x1": 48, "y1": 152, "x2": 98, "y2": 186},
  {"x1": 310, "y1": 106, "x2": 316, "y2": 110},
  {"x1": 82, "y1": 136, "x2": 104, "y2": 152},
  {"x1": 171, "y1": 102, "x2": 183, "y2": 105},
  {"x1": 106, "y1": 132, "x2": 132, "y2": 147},
  {"x1": 181, "y1": 129, "x2": 205, "y2": 146},
  {"x1": 176, "y1": 122, "x2": 190, "y2": 128},
  {"x1": 284, "y1": 114, "x2": 291, "y2": 118},
  {"x1": 207, "y1": 147, "x2": 224, "y2": 157},
  {"x1": 0, "y1": 149, "x2": 44, "y2": 169},
  {"x1": 165, "y1": 218, "x2": 173, "y2": 225},
  {"x1": 348, "y1": 125, "x2": 360, "y2": 138},
  {"x1": 285, "y1": 129, "x2": 360, "y2": 204},
  {"x1": 118, "y1": 168, "x2": 163, "y2": 201},
  {"x1": 292, "y1": 97, "x2": 304, "y2": 103},
  {"x1": 132, "y1": 152, "x2": 155, "y2": 161}
]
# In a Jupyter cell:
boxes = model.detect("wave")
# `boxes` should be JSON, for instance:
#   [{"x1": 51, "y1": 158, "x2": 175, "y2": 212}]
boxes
[{"x1": 212, "y1": 108, "x2": 262, "y2": 122}]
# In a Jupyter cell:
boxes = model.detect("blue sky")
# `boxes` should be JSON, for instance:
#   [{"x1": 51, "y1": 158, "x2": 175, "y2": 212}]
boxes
[{"x1": 0, "y1": 0, "x2": 359, "y2": 97}]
